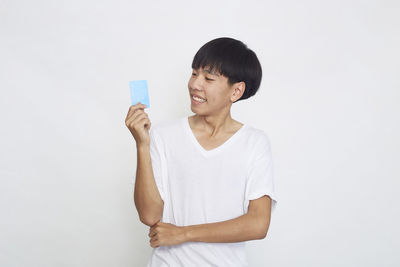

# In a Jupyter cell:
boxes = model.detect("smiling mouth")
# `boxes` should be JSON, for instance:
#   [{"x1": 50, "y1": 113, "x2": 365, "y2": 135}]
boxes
[{"x1": 192, "y1": 95, "x2": 207, "y2": 103}]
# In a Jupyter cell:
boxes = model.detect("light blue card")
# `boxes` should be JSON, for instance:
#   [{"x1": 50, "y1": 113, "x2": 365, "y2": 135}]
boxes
[{"x1": 129, "y1": 80, "x2": 150, "y2": 108}]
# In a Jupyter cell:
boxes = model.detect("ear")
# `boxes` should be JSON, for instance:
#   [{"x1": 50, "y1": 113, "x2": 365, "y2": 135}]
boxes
[{"x1": 231, "y1": 81, "x2": 246, "y2": 102}]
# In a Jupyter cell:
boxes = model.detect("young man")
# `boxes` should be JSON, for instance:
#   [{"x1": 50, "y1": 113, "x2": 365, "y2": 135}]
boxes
[{"x1": 126, "y1": 37, "x2": 278, "y2": 266}]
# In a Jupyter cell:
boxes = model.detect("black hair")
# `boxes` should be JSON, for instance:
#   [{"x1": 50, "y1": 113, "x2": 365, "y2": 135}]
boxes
[{"x1": 191, "y1": 37, "x2": 262, "y2": 102}]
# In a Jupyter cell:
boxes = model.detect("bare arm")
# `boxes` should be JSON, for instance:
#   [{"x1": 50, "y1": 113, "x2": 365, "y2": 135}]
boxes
[
  {"x1": 183, "y1": 195, "x2": 271, "y2": 243},
  {"x1": 134, "y1": 145, "x2": 164, "y2": 227},
  {"x1": 125, "y1": 104, "x2": 164, "y2": 227},
  {"x1": 148, "y1": 195, "x2": 272, "y2": 248},
  {"x1": 183, "y1": 213, "x2": 263, "y2": 243}
]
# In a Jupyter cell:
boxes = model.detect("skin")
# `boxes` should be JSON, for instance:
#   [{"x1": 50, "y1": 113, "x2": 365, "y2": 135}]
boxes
[
  {"x1": 125, "y1": 103, "x2": 151, "y2": 147},
  {"x1": 126, "y1": 103, "x2": 164, "y2": 226},
  {"x1": 187, "y1": 66, "x2": 246, "y2": 143},
  {"x1": 147, "y1": 66, "x2": 273, "y2": 248},
  {"x1": 149, "y1": 195, "x2": 271, "y2": 247}
]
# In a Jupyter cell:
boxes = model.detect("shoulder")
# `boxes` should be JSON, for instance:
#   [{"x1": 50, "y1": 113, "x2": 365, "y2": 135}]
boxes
[
  {"x1": 243, "y1": 124, "x2": 272, "y2": 151},
  {"x1": 149, "y1": 117, "x2": 183, "y2": 139}
]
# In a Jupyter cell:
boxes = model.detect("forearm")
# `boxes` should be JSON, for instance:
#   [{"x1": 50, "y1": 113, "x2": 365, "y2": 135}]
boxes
[
  {"x1": 134, "y1": 144, "x2": 163, "y2": 226},
  {"x1": 183, "y1": 213, "x2": 264, "y2": 243}
]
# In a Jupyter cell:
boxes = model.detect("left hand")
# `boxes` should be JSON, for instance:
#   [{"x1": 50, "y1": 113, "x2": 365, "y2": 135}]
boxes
[{"x1": 148, "y1": 221, "x2": 187, "y2": 248}]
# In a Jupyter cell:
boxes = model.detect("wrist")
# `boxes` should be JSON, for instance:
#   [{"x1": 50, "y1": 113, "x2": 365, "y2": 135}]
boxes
[
  {"x1": 137, "y1": 143, "x2": 150, "y2": 151},
  {"x1": 182, "y1": 225, "x2": 193, "y2": 243}
]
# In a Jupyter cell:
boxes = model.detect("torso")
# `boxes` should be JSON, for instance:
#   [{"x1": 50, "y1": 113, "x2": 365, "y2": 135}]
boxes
[{"x1": 188, "y1": 115, "x2": 244, "y2": 151}]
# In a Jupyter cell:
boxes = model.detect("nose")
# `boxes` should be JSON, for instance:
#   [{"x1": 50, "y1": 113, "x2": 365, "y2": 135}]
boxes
[{"x1": 189, "y1": 75, "x2": 203, "y2": 92}]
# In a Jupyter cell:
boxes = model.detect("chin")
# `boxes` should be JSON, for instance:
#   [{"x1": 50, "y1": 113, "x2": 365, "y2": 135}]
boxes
[{"x1": 190, "y1": 108, "x2": 209, "y2": 116}]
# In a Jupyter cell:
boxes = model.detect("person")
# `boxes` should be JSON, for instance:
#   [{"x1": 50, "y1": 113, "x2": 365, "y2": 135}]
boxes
[{"x1": 125, "y1": 37, "x2": 278, "y2": 266}]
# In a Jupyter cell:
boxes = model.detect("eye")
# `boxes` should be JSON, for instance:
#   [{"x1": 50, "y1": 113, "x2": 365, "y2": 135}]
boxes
[
  {"x1": 191, "y1": 72, "x2": 197, "y2": 76},
  {"x1": 205, "y1": 77, "x2": 214, "y2": 81}
]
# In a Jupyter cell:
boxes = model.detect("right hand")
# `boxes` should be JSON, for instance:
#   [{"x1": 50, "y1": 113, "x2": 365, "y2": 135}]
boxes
[{"x1": 125, "y1": 102, "x2": 151, "y2": 146}]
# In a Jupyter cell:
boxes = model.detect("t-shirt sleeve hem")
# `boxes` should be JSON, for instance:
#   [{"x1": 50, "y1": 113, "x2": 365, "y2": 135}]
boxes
[{"x1": 247, "y1": 191, "x2": 278, "y2": 213}]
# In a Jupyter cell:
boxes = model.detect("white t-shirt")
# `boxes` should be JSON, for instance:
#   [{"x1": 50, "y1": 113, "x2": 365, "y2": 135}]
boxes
[{"x1": 137, "y1": 116, "x2": 278, "y2": 267}]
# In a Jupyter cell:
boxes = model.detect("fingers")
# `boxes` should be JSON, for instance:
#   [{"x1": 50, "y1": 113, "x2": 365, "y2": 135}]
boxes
[
  {"x1": 150, "y1": 239, "x2": 159, "y2": 248},
  {"x1": 125, "y1": 106, "x2": 149, "y2": 126},
  {"x1": 149, "y1": 227, "x2": 159, "y2": 248},
  {"x1": 125, "y1": 103, "x2": 147, "y2": 121},
  {"x1": 149, "y1": 231, "x2": 157, "y2": 238},
  {"x1": 148, "y1": 228, "x2": 157, "y2": 237},
  {"x1": 126, "y1": 104, "x2": 146, "y2": 120},
  {"x1": 126, "y1": 112, "x2": 149, "y2": 127}
]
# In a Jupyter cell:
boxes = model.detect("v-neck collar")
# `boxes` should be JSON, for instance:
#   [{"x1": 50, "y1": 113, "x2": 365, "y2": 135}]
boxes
[{"x1": 182, "y1": 116, "x2": 247, "y2": 157}]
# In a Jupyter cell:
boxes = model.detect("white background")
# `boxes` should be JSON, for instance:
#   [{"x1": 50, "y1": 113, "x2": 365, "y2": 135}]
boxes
[{"x1": 1, "y1": 0, "x2": 399, "y2": 266}]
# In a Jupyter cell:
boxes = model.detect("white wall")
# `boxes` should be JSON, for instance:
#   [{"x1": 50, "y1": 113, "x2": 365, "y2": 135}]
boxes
[{"x1": 1, "y1": 0, "x2": 399, "y2": 266}]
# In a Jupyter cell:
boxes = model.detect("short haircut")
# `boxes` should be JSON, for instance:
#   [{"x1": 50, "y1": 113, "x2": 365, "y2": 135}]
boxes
[{"x1": 191, "y1": 37, "x2": 262, "y2": 102}]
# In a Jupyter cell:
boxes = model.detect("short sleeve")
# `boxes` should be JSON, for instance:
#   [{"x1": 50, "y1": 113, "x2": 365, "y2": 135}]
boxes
[
  {"x1": 243, "y1": 135, "x2": 278, "y2": 214},
  {"x1": 131, "y1": 126, "x2": 167, "y2": 202}
]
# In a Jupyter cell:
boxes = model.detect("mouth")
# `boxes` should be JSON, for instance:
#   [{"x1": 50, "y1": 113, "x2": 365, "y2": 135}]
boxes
[{"x1": 191, "y1": 94, "x2": 207, "y2": 104}]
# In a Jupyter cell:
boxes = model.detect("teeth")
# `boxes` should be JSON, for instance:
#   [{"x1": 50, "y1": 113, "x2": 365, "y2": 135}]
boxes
[{"x1": 193, "y1": 95, "x2": 206, "y2": 102}]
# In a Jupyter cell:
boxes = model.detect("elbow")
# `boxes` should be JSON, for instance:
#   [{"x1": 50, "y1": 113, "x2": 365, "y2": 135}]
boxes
[
  {"x1": 256, "y1": 214, "x2": 271, "y2": 240},
  {"x1": 255, "y1": 221, "x2": 270, "y2": 240},
  {"x1": 139, "y1": 207, "x2": 163, "y2": 226},
  {"x1": 140, "y1": 215, "x2": 162, "y2": 227},
  {"x1": 134, "y1": 198, "x2": 164, "y2": 227},
  {"x1": 257, "y1": 227, "x2": 268, "y2": 239}
]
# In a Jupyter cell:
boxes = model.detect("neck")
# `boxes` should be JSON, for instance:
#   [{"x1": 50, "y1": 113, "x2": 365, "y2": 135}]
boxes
[{"x1": 192, "y1": 113, "x2": 235, "y2": 137}]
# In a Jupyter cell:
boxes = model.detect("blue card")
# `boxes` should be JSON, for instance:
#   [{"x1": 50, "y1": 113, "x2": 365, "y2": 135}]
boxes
[{"x1": 129, "y1": 80, "x2": 150, "y2": 108}]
